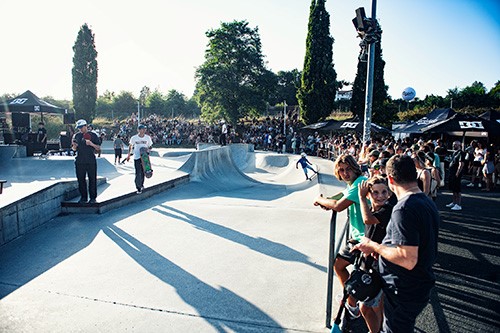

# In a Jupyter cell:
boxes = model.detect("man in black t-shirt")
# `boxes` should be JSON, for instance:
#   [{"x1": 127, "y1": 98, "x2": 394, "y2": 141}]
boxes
[
  {"x1": 353, "y1": 155, "x2": 440, "y2": 333},
  {"x1": 36, "y1": 122, "x2": 48, "y2": 155},
  {"x1": 72, "y1": 119, "x2": 101, "y2": 204}
]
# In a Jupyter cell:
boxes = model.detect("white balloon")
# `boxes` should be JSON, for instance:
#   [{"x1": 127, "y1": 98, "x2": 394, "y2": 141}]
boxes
[{"x1": 402, "y1": 87, "x2": 416, "y2": 101}]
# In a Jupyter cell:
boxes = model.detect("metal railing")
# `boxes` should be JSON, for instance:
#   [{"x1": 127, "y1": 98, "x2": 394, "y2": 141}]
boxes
[{"x1": 325, "y1": 211, "x2": 350, "y2": 329}]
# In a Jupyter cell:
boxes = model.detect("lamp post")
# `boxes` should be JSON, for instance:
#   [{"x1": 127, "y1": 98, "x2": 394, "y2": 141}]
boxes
[{"x1": 362, "y1": 0, "x2": 377, "y2": 144}]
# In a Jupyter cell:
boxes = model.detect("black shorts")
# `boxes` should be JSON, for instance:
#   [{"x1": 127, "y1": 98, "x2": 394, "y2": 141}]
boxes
[
  {"x1": 114, "y1": 148, "x2": 122, "y2": 158},
  {"x1": 448, "y1": 172, "x2": 462, "y2": 193},
  {"x1": 336, "y1": 242, "x2": 361, "y2": 265},
  {"x1": 472, "y1": 161, "x2": 481, "y2": 167}
]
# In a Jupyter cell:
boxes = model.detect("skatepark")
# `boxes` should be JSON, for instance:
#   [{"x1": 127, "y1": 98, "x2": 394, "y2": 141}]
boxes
[{"x1": 0, "y1": 142, "x2": 499, "y2": 332}]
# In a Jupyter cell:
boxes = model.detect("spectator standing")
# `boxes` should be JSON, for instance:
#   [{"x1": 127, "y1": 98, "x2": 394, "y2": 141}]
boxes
[
  {"x1": 482, "y1": 144, "x2": 495, "y2": 192},
  {"x1": 352, "y1": 154, "x2": 440, "y2": 333},
  {"x1": 358, "y1": 176, "x2": 394, "y2": 333},
  {"x1": 220, "y1": 120, "x2": 228, "y2": 146},
  {"x1": 127, "y1": 124, "x2": 153, "y2": 194},
  {"x1": 446, "y1": 141, "x2": 466, "y2": 211},
  {"x1": 113, "y1": 135, "x2": 125, "y2": 165},
  {"x1": 413, "y1": 151, "x2": 431, "y2": 197},
  {"x1": 71, "y1": 119, "x2": 101, "y2": 203},
  {"x1": 36, "y1": 122, "x2": 48, "y2": 156},
  {"x1": 313, "y1": 154, "x2": 367, "y2": 322}
]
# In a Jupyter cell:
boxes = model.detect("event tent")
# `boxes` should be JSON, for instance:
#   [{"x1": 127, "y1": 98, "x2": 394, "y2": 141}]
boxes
[
  {"x1": 301, "y1": 119, "x2": 339, "y2": 130},
  {"x1": 420, "y1": 112, "x2": 500, "y2": 138},
  {"x1": 320, "y1": 118, "x2": 390, "y2": 134},
  {"x1": 0, "y1": 90, "x2": 66, "y2": 116},
  {"x1": 479, "y1": 110, "x2": 500, "y2": 123},
  {"x1": 396, "y1": 108, "x2": 456, "y2": 134}
]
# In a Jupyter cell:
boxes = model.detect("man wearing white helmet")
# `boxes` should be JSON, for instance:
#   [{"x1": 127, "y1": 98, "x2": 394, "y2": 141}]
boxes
[
  {"x1": 71, "y1": 119, "x2": 101, "y2": 204},
  {"x1": 296, "y1": 152, "x2": 318, "y2": 181}
]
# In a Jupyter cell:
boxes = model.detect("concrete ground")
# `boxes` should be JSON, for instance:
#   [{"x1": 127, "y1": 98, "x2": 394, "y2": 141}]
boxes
[{"x1": 1, "y1": 144, "x2": 499, "y2": 332}]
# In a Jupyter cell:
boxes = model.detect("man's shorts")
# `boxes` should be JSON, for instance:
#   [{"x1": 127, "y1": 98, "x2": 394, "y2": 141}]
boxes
[{"x1": 448, "y1": 173, "x2": 462, "y2": 193}]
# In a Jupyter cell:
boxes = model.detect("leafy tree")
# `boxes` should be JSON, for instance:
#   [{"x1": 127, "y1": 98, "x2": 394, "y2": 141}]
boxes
[
  {"x1": 297, "y1": 0, "x2": 337, "y2": 124},
  {"x1": 458, "y1": 81, "x2": 489, "y2": 108},
  {"x1": 186, "y1": 97, "x2": 201, "y2": 118},
  {"x1": 194, "y1": 20, "x2": 276, "y2": 124},
  {"x1": 350, "y1": 26, "x2": 388, "y2": 125},
  {"x1": 271, "y1": 69, "x2": 300, "y2": 106},
  {"x1": 96, "y1": 93, "x2": 113, "y2": 118},
  {"x1": 489, "y1": 80, "x2": 500, "y2": 100},
  {"x1": 166, "y1": 90, "x2": 188, "y2": 118},
  {"x1": 146, "y1": 90, "x2": 167, "y2": 116},
  {"x1": 72, "y1": 23, "x2": 98, "y2": 122},
  {"x1": 113, "y1": 91, "x2": 137, "y2": 119}
]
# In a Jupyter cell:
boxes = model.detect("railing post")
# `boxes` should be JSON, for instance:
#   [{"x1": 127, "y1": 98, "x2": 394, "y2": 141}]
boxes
[{"x1": 325, "y1": 210, "x2": 337, "y2": 328}]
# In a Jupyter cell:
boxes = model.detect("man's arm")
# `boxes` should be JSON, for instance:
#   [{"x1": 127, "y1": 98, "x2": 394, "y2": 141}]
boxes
[{"x1": 353, "y1": 237, "x2": 418, "y2": 270}]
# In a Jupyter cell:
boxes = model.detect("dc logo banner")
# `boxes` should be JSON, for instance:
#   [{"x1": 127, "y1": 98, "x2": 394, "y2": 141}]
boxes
[
  {"x1": 10, "y1": 98, "x2": 28, "y2": 105},
  {"x1": 341, "y1": 122, "x2": 359, "y2": 129},
  {"x1": 459, "y1": 121, "x2": 484, "y2": 129}
]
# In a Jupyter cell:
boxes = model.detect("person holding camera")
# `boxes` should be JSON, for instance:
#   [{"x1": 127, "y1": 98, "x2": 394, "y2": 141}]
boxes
[{"x1": 352, "y1": 155, "x2": 440, "y2": 333}]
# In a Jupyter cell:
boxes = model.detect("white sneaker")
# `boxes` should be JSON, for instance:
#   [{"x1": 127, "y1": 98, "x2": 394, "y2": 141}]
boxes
[
  {"x1": 445, "y1": 202, "x2": 455, "y2": 208},
  {"x1": 451, "y1": 204, "x2": 462, "y2": 211},
  {"x1": 478, "y1": 183, "x2": 482, "y2": 188},
  {"x1": 466, "y1": 183, "x2": 474, "y2": 187}
]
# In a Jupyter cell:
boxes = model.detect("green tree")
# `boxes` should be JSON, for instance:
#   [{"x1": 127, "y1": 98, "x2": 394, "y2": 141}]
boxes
[
  {"x1": 297, "y1": 0, "x2": 337, "y2": 124},
  {"x1": 194, "y1": 20, "x2": 276, "y2": 124},
  {"x1": 186, "y1": 97, "x2": 201, "y2": 118},
  {"x1": 96, "y1": 91, "x2": 114, "y2": 118},
  {"x1": 146, "y1": 90, "x2": 167, "y2": 116},
  {"x1": 72, "y1": 23, "x2": 98, "y2": 122},
  {"x1": 166, "y1": 90, "x2": 187, "y2": 118},
  {"x1": 271, "y1": 69, "x2": 300, "y2": 106},
  {"x1": 113, "y1": 91, "x2": 137, "y2": 119},
  {"x1": 350, "y1": 27, "x2": 389, "y2": 125},
  {"x1": 458, "y1": 81, "x2": 489, "y2": 108}
]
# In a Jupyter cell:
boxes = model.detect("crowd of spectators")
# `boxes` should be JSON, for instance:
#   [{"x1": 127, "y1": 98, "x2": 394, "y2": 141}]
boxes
[{"x1": 93, "y1": 112, "x2": 499, "y2": 189}]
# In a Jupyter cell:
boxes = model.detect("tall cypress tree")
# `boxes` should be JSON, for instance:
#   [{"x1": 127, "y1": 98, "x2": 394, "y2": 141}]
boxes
[
  {"x1": 297, "y1": 0, "x2": 337, "y2": 124},
  {"x1": 350, "y1": 31, "x2": 389, "y2": 125},
  {"x1": 72, "y1": 23, "x2": 98, "y2": 122}
]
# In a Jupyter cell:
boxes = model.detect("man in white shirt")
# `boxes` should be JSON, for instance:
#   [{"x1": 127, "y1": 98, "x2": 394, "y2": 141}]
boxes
[
  {"x1": 127, "y1": 124, "x2": 153, "y2": 193},
  {"x1": 220, "y1": 120, "x2": 228, "y2": 146}
]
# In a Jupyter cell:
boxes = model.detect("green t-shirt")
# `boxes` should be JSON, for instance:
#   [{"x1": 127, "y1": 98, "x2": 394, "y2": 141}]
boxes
[{"x1": 342, "y1": 175, "x2": 368, "y2": 241}]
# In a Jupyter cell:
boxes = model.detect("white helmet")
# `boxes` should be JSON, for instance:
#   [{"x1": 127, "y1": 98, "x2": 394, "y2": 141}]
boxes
[{"x1": 301, "y1": 152, "x2": 306, "y2": 157}]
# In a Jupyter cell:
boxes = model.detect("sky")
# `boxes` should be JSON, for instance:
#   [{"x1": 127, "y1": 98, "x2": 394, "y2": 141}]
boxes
[{"x1": 1, "y1": 0, "x2": 499, "y2": 102}]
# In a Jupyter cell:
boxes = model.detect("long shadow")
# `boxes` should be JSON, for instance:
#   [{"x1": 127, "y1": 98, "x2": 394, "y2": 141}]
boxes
[
  {"x1": 0, "y1": 191, "x2": 179, "y2": 299},
  {"x1": 102, "y1": 225, "x2": 285, "y2": 332},
  {"x1": 153, "y1": 205, "x2": 326, "y2": 273},
  {"x1": 414, "y1": 191, "x2": 500, "y2": 332}
]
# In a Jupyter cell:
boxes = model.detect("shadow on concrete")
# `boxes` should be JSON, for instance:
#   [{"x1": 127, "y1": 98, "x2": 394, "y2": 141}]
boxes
[
  {"x1": 102, "y1": 225, "x2": 286, "y2": 332},
  {"x1": 414, "y1": 189, "x2": 500, "y2": 333},
  {"x1": 154, "y1": 205, "x2": 326, "y2": 273}
]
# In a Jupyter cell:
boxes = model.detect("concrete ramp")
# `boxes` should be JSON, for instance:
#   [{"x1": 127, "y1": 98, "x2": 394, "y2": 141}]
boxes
[{"x1": 180, "y1": 145, "x2": 258, "y2": 191}]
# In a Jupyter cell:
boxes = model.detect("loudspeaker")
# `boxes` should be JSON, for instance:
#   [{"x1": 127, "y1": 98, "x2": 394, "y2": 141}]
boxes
[
  {"x1": 12, "y1": 113, "x2": 30, "y2": 128},
  {"x1": 64, "y1": 113, "x2": 75, "y2": 125}
]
